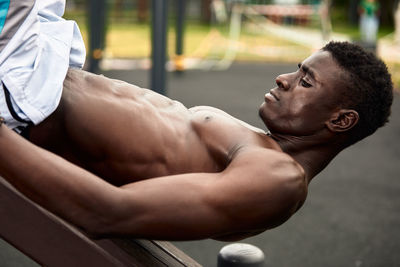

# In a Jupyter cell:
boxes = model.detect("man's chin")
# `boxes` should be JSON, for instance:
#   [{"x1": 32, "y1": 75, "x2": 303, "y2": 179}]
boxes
[
  {"x1": 258, "y1": 108, "x2": 283, "y2": 134},
  {"x1": 258, "y1": 108, "x2": 271, "y2": 130},
  {"x1": 258, "y1": 106, "x2": 266, "y2": 122},
  {"x1": 258, "y1": 102, "x2": 266, "y2": 116},
  {"x1": 258, "y1": 103, "x2": 271, "y2": 123}
]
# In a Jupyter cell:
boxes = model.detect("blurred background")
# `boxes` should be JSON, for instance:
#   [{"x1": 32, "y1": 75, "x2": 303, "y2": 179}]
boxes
[
  {"x1": 1, "y1": 1, "x2": 400, "y2": 266},
  {"x1": 63, "y1": 0, "x2": 400, "y2": 89}
]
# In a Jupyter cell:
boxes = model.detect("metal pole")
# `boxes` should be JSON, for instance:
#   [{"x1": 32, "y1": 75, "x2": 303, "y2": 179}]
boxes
[
  {"x1": 151, "y1": 0, "x2": 168, "y2": 95},
  {"x1": 88, "y1": 0, "x2": 107, "y2": 73},
  {"x1": 175, "y1": 0, "x2": 186, "y2": 72}
]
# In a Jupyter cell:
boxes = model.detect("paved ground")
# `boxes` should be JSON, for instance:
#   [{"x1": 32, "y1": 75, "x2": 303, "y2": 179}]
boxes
[{"x1": 1, "y1": 62, "x2": 399, "y2": 267}]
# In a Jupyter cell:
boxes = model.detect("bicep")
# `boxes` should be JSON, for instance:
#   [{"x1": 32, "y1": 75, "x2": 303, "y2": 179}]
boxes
[
  {"x1": 107, "y1": 172, "x2": 233, "y2": 240},
  {"x1": 207, "y1": 149, "x2": 307, "y2": 231}
]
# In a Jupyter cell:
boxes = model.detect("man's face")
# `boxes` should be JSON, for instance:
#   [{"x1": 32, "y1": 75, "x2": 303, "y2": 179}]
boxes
[{"x1": 259, "y1": 50, "x2": 344, "y2": 136}]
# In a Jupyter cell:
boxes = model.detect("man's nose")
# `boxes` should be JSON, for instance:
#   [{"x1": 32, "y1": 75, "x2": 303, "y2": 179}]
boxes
[{"x1": 275, "y1": 74, "x2": 290, "y2": 90}]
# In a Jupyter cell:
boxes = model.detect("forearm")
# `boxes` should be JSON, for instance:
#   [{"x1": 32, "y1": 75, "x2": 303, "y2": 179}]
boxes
[
  {"x1": 0, "y1": 125, "x2": 122, "y2": 233},
  {"x1": 0, "y1": 126, "x2": 225, "y2": 240}
]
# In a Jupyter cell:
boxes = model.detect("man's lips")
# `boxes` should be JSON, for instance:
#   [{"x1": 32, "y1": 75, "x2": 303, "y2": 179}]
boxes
[{"x1": 265, "y1": 89, "x2": 279, "y2": 101}]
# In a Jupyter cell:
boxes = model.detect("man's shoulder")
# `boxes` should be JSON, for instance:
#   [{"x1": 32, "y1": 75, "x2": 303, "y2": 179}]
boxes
[
  {"x1": 215, "y1": 146, "x2": 307, "y2": 230},
  {"x1": 228, "y1": 146, "x2": 307, "y2": 202}
]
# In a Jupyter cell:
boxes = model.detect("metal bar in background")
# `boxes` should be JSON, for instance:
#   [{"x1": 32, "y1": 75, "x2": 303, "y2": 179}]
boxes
[
  {"x1": 151, "y1": 0, "x2": 169, "y2": 95},
  {"x1": 88, "y1": 0, "x2": 107, "y2": 73},
  {"x1": 175, "y1": 0, "x2": 186, "y2": 72}
]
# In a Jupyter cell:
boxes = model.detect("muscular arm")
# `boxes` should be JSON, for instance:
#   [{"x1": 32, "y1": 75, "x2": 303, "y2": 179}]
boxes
[{"x1": 0, "y1": 125, "x2": 306, "y2": 241}]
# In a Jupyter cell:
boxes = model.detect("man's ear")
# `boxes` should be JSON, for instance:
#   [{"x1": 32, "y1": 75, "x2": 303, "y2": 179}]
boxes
[{"x1": 326, "y1": 109, "x2": 359, "y2": 132}]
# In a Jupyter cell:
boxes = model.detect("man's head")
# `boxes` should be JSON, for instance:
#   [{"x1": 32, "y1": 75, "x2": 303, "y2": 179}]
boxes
[
  {"x1": 259, "y1": 41, "x2": 393, "y2": 147},
  {"x1": 322, "y1": 41, "x2": 393, "y2": 146}
]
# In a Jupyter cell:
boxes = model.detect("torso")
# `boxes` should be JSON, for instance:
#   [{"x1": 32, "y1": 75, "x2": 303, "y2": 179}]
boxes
[{"x1": 29, "y1": 69, "x2": 283, "y2": 186}]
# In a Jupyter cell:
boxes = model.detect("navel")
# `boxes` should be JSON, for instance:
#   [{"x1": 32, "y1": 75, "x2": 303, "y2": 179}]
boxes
[{"x1": 204, "y1": 116, "x2": 212, "y2": 122}]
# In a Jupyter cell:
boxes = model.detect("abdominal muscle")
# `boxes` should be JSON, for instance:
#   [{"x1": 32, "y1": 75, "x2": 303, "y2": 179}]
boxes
[{"x1": 30, "y1": 69, "x2": 228, "y2": 185}]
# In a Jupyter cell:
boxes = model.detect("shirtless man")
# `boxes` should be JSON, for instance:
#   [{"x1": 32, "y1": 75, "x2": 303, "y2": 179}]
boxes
[{"x1": 0, "y1": 39, "x2": 393, "y2": 240}]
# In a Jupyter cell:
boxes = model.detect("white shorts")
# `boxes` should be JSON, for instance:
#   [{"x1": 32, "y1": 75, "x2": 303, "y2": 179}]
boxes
[{"x1": 0, "y1": 0, "x2": 86, "y2": 132}]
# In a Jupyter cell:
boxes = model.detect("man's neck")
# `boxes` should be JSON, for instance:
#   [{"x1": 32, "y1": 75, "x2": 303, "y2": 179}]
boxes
[{"x1": 269, "y1": 132, "x2": 344, "y2": 183}]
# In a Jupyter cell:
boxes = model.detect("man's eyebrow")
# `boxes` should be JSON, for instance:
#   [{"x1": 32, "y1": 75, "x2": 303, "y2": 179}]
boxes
[{"x1": 298, "y1": 62, "x2": 317, "y2": 82}]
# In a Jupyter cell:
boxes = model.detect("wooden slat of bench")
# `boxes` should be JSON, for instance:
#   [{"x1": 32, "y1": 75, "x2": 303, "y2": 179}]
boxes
[
  {"x1": 0, "y1": 176, "x2": 201, "y2": 267},
  {"x1": 104, "y1": 239, "x2": 201, "y2": 267}
]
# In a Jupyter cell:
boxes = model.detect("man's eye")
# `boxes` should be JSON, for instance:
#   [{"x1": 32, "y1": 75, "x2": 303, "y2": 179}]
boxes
[{"x1": 301, "y1": 79, "x2": 312, "y2": 88}]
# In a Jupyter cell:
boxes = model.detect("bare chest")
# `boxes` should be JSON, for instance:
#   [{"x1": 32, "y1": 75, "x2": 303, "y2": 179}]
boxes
[
  {"x1": 31, "y1": 104, "x2": 272, "y2": 186},
  {"x1": 30, "y1": 70, "x2": 273, "y2": 185},
  {"x1": 189, "y1": 107, "x2": 269, "y2": 162},
  {"x1": 83, "y1": 112, "x2": 267, "y2": 182}
]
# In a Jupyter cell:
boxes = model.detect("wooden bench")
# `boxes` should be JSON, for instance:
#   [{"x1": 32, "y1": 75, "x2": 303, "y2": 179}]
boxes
[{"x1": 0, "y1": 176, "x2": 201, "y2": 267}]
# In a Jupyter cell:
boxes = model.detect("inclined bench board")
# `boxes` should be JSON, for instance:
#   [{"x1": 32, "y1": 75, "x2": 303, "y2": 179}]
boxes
[{"x1": 0, "y1": 176, "x2": 201, "y2": 267}]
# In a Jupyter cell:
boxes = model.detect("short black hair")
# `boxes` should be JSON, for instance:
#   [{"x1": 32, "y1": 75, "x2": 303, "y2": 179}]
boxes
[{"x1": 322, "y1": 41, "x2": 393, "y2": 146}]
